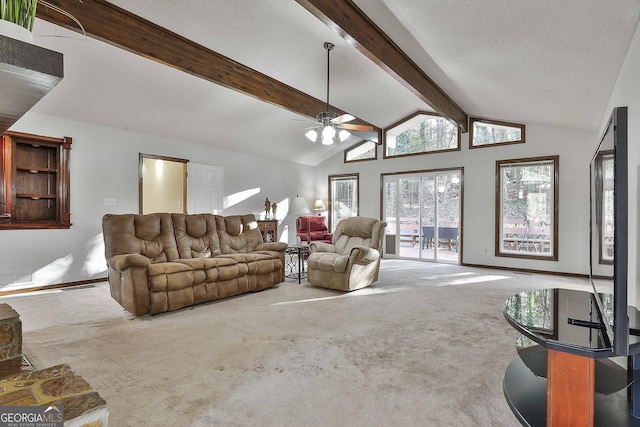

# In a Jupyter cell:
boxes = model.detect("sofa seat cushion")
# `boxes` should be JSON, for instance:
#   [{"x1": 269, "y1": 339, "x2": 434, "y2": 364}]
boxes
[
  {"x1": 217, "y1": 253, "x2": 281, "y2": 275},
  {"x1": 217, "y1": 253, "x2": 272, "y2": 263},
  {"x1": 175, "y1": 257, "x2": 238, "y2": 270},
  {"x1": 175, "y1": 256, "x2": 242, "y2": 284},
  {"x1": 307, "y1": 252, "x2": 349, "y2": 273},
  {"x1": 148, "y1": 262, "x2": 195, "y2": 292},
  {"x1": 309, "y1": 231, "x2": 330, "y2": 240},
  {"x1": 252, "y1": 250, "x2": 284, "y2": 260}
]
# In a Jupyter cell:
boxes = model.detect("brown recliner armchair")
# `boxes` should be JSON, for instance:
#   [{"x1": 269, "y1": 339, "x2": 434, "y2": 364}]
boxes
[{"x1": 306, "y1": 217, "x2": 386, "y2": 291}]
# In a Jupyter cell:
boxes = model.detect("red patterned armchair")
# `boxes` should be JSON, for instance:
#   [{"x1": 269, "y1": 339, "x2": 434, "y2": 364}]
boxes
[{"x1": 296, "y1": 216, "x2": 333, "y2": 245}]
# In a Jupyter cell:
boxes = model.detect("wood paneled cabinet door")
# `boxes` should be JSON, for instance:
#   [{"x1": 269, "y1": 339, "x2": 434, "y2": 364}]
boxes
[
  {"x1": 257, "y1": 220, "x2": 278, "y2": 243},
  {"x1": 0, "y1": 131, "x2": 72, "y2": 229}
]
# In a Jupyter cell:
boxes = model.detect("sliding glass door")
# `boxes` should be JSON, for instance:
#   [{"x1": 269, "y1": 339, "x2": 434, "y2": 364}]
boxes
[{"x1": 383, "y1": 169, "x2": 462, "y2": 263}]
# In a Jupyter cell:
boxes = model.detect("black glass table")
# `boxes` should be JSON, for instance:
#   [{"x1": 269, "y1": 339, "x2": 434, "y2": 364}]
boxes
[
  {"x1": 284, "y1": 245, "x2": 310, "y2": 284},
  {"x1": 503, "y1": 288, "x2": 640, "y2": 426}
]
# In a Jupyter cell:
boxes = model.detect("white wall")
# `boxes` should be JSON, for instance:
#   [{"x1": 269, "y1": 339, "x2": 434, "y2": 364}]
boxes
[
  {"x1": 601, "y1": 23, "x2": 640, "y2": 306},
  {"x1": 7, "y1": 26, "x2": 639, "y2": 289},
  {"x1": 314, "y1": 122, "x2": 597, "y2": 275},
  {"x1": 1, "y1": 112, "x2": 313, "y2": 288}
]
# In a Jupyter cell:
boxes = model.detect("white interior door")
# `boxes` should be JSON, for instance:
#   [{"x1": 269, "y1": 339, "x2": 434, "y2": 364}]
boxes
[{"x1": 187, "y1": 163, "x2": 223, "y2": 214}]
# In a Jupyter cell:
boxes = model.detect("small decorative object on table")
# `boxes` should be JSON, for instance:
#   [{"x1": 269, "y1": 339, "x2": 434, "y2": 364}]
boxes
[{"x1": 264, "y1": 197, "x2": 271, "y2": 219}]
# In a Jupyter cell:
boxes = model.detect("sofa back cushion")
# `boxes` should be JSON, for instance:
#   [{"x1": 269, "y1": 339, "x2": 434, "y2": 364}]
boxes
[
  {"x1": 297, "y1": 216, "x2": 328, "y2": 233},
  {"x1": 172, "y1": 213, "x2": 221, "y2": 258},
  {"x1": 102, "y1": 213, "x2": 179, "y2": 262},
  {"x1": 333, "y1": 217, "x2": 386, "y2": 255},
  {"x1": 216, "y1": 214, "x2": 264, "y2": 254}
]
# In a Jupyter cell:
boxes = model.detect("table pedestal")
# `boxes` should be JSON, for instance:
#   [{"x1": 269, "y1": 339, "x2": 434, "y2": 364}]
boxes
[
  {"x1": 547, "y1": 349, "x2": 594, "y2": 426},
  {"x1": 284, "y1": 245, "x2": 310, "y2": 284}
]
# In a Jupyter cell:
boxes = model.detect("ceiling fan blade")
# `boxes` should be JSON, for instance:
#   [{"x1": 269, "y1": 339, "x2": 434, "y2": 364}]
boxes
[
  {"x1": 339, "y1": 123, "x2": 374, "y2": 132},
  {"x1": 331, "y1": 113, "x2": 355, "y2": 124},
  {"x1": 349, "y1": 129, "x2": 380, "y2": 144}
]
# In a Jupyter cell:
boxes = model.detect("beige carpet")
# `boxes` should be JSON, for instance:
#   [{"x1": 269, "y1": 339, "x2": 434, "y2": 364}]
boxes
[{"x1": 0, "y1": 260, "x2": 588, "y2": 426}]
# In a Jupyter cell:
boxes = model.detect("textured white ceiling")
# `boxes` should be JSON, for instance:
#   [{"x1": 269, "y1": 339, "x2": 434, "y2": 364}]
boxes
[{"x1": 27, "y1": 0, "x2": 640, "y2": 165}]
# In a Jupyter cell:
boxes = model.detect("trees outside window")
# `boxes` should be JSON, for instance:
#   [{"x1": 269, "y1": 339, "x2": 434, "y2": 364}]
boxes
[
  {"x1": 384, "y1": 111, "x2": 459, "y2": 158},
  {"x1": 328, "y1": 174, "x2": 359, "y2": 232},
  {"x1": 496, "y1": 156, "x2": 558, "y2": 260},
  {"x1": 470, "y1": 117, "x2": 525, "y2": 148},
  {"x1": 344, "y1": 140, "x2": 377, "y2": 163}
]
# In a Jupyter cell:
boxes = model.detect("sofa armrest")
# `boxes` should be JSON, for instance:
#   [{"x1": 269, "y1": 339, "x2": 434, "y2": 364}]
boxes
[
  {"x1": 255, "y1": 242, "x2": 288, "y2": 252},
  {"x1": 310, "y1": 242, "x2": 336, "y2": 253},
  {"x1": 106, "y1": 254, "x2": 152, "y2": 316},
  {"x1": 349, "y1": 246, "x2": 380, "y2": 265},
  {"x1": 108, "y1": 253, "x2": 150, "y2": 271}
]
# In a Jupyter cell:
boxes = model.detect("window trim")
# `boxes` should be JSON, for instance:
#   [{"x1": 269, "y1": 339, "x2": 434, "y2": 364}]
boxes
[
  {"x1": 0, "y1": 131, "x2": 72, "y2": 230},
  {"x1": 344, "y1": 139, "x2": 377, "y2": 163},
  {"x1": 383, "y1": 111, "x2": 461, "y2": 159},
  {"x1": 495, "y1": 155, "x2": 559, "y2": 261},
  {"x1": 469, "y1": 117, "x2": 526, "y2": 149}
]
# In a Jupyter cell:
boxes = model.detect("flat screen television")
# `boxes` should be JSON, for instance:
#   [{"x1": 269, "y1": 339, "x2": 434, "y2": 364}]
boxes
[{"x1": 589, "y1": 106, "x2": 630, "y2": 356}]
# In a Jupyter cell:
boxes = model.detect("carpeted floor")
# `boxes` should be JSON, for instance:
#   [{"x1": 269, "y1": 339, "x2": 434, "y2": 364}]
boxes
[{"x1": 0, "y1": 260, "x2": 590, "y2": 426}]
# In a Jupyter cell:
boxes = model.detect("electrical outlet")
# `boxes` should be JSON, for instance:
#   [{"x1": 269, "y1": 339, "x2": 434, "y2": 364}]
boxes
[{"x1": 103, "y1": 198, "x2": 117, "y2": 207}]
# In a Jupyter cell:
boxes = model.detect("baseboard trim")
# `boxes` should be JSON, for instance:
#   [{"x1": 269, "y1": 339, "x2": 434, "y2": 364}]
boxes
[
  {"x1": 0, "y1": 277, "x2": 108, "y2": 297},
  {"x1": 460, "y1": 263, "x2": 588, "y2": 279}
]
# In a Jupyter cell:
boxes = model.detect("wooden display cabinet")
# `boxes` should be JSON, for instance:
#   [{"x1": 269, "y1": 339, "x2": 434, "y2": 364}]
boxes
[
  {"x1": 0, "y1": 131, "x2": 72, "y2": 229},
  {"x1": 257, "y1": 220, "x2": 278, "y2": 243}
]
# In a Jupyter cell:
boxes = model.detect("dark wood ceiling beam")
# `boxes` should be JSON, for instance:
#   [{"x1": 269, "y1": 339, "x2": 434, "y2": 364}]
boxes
[
  {"x1": 295, "y1": 0, "x2": 468, "y2": 132},
  {"x1": 36, "y1": 0, "x2": 379, "y2": 135}
]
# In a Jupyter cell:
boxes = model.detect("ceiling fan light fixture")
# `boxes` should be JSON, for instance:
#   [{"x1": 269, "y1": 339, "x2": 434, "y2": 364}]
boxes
[
  {"x1": 305, "y1": 129, "x2": 318, "y2": 142},
  {"x1": 322, "y1": 125, "x2": 336, "y2": 139},
  {"x1": 301, "y1": 42, "x2": 370, "y2": 146}
]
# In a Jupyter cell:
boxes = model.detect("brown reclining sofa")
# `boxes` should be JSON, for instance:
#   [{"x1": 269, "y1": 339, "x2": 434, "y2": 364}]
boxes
[{"x1": 102, "y1": 213, "x2": 287, "y2": 316}]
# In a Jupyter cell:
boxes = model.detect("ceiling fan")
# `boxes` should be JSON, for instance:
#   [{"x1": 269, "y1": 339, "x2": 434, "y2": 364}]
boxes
[{"x1": 304, "y1": 42, "x2": 374, "y2": 145}]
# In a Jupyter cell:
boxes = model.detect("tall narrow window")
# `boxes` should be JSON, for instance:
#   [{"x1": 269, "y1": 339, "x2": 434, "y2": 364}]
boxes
[
  {"x1": 328, "y1": 174, "x2": 359, "y2": 232},
  {"x1": 496, "y1": 156, "x2": 559, "y2": 260}
]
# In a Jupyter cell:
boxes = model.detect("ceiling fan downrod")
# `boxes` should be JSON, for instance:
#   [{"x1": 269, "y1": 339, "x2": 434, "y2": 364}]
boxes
[{"x1": 324, "y1": 42, "x2": 334, "y2": 113}]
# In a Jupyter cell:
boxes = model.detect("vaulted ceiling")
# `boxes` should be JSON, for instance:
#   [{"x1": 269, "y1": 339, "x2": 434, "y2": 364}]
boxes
[{"x1": 24, "y1": 0, "x2": 640, "y2": 165}]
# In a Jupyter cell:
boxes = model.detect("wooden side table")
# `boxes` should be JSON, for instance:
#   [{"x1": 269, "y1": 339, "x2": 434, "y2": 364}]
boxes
[{"x1": 257, "y1": 220, "x2": 278, "y2": 243}]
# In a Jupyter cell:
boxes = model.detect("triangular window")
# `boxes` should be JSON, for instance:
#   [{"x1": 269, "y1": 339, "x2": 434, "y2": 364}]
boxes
[
  {"x1": 344, "y1": 140, "x2": 377, "y2": 163},
  {"x1": 384, "y1": 111, "x2": 459, "y2": 158}
]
